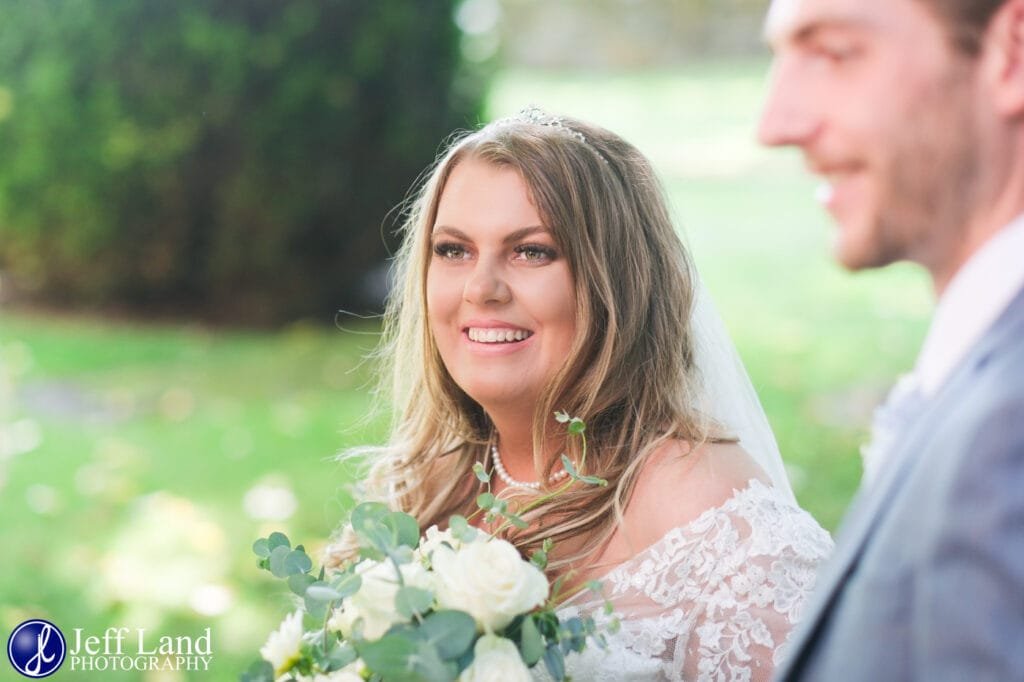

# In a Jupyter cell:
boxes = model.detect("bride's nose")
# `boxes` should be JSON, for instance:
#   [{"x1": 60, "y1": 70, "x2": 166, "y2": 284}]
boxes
[{"x1": 464, "y1": 258, "x2": 511, "y2": 305}]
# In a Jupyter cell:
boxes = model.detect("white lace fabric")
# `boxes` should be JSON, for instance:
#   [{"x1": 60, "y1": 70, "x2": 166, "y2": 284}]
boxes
[{"x1": 535, "y1": 480, "x2": 833, "y2": 681}]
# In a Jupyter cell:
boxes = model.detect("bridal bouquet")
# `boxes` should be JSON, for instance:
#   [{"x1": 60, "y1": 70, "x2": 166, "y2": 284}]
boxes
[{"x1": 241, "y1": 414, "x2": 614, "y2": 682}]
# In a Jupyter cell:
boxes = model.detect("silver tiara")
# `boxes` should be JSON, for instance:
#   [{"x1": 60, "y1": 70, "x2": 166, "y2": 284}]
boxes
[
  {"x1": 493, "y1": 106, "x2": 608, "y2": 164},
  {"x1": 505, "y1": 105, "x2": 587, "y2": 144}
]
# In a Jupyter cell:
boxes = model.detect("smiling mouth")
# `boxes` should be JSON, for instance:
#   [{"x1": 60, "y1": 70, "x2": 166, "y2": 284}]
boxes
[{"x1": 465, "y1": 328, "x2": 533, "y2": 344}]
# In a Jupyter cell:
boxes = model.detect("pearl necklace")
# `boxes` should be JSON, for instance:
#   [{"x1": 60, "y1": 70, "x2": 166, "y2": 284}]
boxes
[{"x1": 490, "y1": 445, "x2": 569, "y2": 490}]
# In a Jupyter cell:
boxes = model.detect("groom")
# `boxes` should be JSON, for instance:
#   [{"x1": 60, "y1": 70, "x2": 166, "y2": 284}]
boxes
[{"x1": 759, "y1": 0, "x2": 1024, "y2": 679}]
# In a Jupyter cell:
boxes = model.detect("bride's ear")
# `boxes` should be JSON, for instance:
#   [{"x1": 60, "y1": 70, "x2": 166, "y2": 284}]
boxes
[{"x1": 982, "y1": 0, "x2": 1024, "y2": 118}]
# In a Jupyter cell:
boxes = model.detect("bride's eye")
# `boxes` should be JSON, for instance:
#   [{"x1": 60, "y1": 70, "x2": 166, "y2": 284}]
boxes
[
  {"x1": 433, "y1": 242, "x2": 469, "y2": 260},
  {"x1": 514, "y1": 244, "x2": 557, "y2": 263}
]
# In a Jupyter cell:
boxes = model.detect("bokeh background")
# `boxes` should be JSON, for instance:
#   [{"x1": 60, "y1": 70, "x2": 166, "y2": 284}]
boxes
[{"x1": 0, "y1": 1, "x2": 931, "y2": 679}]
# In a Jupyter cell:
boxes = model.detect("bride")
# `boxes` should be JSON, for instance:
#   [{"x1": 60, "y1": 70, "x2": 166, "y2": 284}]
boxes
[{"x1": 326, "y1": 108, "x2": 832, "y2": 681}]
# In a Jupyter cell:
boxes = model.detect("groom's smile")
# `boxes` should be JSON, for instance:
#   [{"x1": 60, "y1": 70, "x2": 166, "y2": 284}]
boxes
[{"x1": 758, "y1": 0, "x2": 985, "y2": 286}]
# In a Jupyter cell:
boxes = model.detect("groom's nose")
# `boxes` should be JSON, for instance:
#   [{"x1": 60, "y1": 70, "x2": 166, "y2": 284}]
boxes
[{"x1": 758, "y1": 56, "x2": 821, "y2": 148}]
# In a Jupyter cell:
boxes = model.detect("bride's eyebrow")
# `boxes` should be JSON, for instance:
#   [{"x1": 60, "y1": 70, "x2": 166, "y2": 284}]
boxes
[
  {"x1": 503, "y1": 226, "x2": 550, "y2": 244},
  {"x1": 429, "y1": 225, "x2": 552, "y2": 244},
  {"x1": 430, "y1": 226, "x2": 470, "y2": 240}
]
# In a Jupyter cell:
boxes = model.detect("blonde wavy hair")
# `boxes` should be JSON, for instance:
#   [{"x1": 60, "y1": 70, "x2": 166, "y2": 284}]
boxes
[{"x1": 326, "y1": 112, "x2": 718, "y2": 574}]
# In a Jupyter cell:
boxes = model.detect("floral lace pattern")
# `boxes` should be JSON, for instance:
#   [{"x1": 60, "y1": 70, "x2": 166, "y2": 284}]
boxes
[{"x1": 534, "y1": 480, "x2": 833, "y2": 681}]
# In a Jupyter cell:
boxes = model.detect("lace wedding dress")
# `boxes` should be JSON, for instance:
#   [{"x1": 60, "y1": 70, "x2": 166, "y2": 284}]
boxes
[{"x1": 535, "y1": 480, "x2": 833, "y2": 681}]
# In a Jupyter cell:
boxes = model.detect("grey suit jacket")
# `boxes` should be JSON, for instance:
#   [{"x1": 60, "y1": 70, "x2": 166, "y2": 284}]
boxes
[{"x1": 776, "y1": 285, "x2": 1024, "y2": 681}]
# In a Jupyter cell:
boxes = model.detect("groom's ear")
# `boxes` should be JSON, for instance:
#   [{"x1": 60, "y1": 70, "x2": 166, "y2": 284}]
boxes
[{"x1": 982, "y1": 0, "x2": 1024, "y2": 118}]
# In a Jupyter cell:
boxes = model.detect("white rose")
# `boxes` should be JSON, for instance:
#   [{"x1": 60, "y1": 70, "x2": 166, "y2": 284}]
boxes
[
  {"x1": 458, "y1": 635, "x2": 531, "y2": 682},
  {"x1": 432, "y1": 539, "x2": 549, "y2": 632},
  {"x1": 260, "y1": 609, "x2": 303, "y2": 675},
  {"x1": 329, "y1": 559, "x2": 431, "y2": 640}
]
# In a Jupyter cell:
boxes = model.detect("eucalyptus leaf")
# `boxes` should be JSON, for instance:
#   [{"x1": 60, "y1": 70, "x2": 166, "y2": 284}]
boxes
[
  {"x1": 351, "y1": 501, "x2": 390, "y2": 528},
  {"x1": 395, "y1": 586, "x2": 434, "y2": 619},
  {"x1": 567, "y1": 417, "x2": 586, "y2": 435},
  {"x1": 268, "y1": 545, "x2": 292, "y2": 578},
  {"x1": 412, "y1": 640, "x2": 456, "y2": 682},
  {"x1": 283, "y1": 549, "x2": 313, "y2": 576},
  {"x1": 543, "y1": 643, "x2": 566, "y2": 681},
  {"x1": 519, "y1": 615, "x2": 544, "y2": 665},
  {"x1": 448, "y1": 515, "x2": 470, "y2": 539},
  {"x1": 530, "y1": 549, "x2": 548, "y2": 570},
  {"x1": 356, "y1": 520, "x2": 396, "y2": 554},
  {"x1": 287, "y1": 573, "x2": 316, "y2": 597},
  {"x1": 554, "y1": 411, "x2": 570, "y2": 423},
  {"x1": 252, "y1": 538, "x2": 271, "y2": 558},
  {"x1": 307, "y1": 584, "x2": 344, "y2": 602},
  {"x1": 239, "y1": 659, "x2": 274, "y2": 682},
  {"x1": 357, "y1": 634, "x2": 420, "y2": 680},
  {"x1": 418, "y1": 610, "x2": 476, "y2": 660},
  {"x1": 331, "y1": 571, "x2": 363, "y2": 600},
  {"x1": 476, "y1": 492, "x2": 495, "y2": 510},
  {"x1": 563, "y1": 617, "x2": 587, "y2": 653},
  {"x1": 322, "y1": 641, "x2": 358, "y2": 672},
  {"x1": 505, "y1": 513, "x2": 529, "y2": 530},
  {"x1": 384, "y1": 511, "x2": 421, "y2": 549},
  {"x1": 304, "y1": 592, "x2": 329, "y2": 621},
  {"x1": 560, "y1": 454, "x2": 580, "y2": 478},
  {"x1": 358, "y1": 546, "x2": 386, "y2": 562},
  {"x1": 388, "y1": 545, "x2": 416, "y2": 566},
  {"x1": 267, "y1": 531, "x2": 290, "y2": 551}
]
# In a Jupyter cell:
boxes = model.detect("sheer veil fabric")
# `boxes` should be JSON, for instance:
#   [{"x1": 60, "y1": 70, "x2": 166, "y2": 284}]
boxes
[{"x1": 690, "y1": 277, "x2": 796, "y2": 503}]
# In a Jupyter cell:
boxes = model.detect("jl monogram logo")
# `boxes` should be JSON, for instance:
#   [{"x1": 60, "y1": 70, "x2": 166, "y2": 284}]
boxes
[{"x1": 7, "y1": 620, "x2": 66, "y2": 678}]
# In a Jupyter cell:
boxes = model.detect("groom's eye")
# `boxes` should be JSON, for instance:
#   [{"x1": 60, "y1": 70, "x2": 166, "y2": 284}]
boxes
[{"x1": 812, "y1": 35, "x2": 863, "y2": 65}]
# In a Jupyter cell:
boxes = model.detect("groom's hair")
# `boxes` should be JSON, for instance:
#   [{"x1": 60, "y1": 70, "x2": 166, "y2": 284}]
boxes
[{"x1": 921, "y1": 0, "x2": 1006, "y2": 54}]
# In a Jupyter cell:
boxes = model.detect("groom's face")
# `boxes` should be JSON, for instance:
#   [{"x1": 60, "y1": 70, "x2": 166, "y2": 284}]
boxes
[{"x1": 758, "y1": 0, "x2": 983, "y2": 276}]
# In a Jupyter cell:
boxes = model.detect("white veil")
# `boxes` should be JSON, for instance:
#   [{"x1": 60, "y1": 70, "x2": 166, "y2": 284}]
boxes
[{"x1": 691, "y1": 277, "x2": 796, "y2": 503}]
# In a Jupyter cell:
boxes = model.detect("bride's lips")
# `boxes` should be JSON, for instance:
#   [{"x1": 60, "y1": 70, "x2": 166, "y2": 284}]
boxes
[{"x1": 461, "y1": 320, "x2": 535, "y2": 353}]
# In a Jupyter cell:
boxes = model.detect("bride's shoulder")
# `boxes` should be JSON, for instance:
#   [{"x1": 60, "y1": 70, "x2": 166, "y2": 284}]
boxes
[{"x1": 622, "y1": 438, "x2": 774, "y2": 547}]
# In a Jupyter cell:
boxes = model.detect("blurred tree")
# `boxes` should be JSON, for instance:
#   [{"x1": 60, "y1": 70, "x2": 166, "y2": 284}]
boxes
[{"x1": 0, "y1": 0, "x2": 485, "y2": 324}]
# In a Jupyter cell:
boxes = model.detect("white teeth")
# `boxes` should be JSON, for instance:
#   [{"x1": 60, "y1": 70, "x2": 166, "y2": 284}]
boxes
[{"x1": 467, "y1": 328, "x2": 531, "y2": 343}]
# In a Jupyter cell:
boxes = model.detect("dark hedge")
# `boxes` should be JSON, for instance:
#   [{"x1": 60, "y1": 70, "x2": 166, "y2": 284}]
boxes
[{"x1": 0, "y1": 0, "x2": 484, "y2": 324}]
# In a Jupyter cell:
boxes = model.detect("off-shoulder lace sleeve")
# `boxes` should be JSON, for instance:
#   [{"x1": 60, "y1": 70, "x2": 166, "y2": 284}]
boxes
[{"x1": 539, "y1": 480, "x2": 833, "y2": 682}]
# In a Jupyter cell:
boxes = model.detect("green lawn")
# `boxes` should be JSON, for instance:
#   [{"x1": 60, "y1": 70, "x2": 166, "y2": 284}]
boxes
[{"x1": 0, "y1": 63, "x2": 932, "y2": 680}]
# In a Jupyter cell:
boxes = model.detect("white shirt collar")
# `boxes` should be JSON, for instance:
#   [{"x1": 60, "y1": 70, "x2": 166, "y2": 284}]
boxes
[{"x1": 916, "y1": 214, "x2": 1024, "y2": 396}]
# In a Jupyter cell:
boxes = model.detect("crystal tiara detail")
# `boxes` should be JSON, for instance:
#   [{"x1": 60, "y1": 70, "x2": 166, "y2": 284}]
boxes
[
  {"x1": 492, "y1": 106, "x2": 608, "y2": 163},
  {"x1": 503, "y1": 105, "x2": 588, "y2": 144}
]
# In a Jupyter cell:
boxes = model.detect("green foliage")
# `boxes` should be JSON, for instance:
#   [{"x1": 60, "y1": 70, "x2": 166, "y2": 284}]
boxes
[
  {"x1": 0, "y1": 0, "x2": 485, "y2": 323},
  {"x1": 247, "y1": 423, "x2": 611, "y2": 681},
  {"x1": 239, "y1": 660, "x2": 274, "y2": 682}
]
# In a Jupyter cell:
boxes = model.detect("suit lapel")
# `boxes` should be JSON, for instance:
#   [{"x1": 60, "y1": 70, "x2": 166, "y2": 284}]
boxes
[{"x1": 778, "y1": 286, "x2": 1024, "y2": 679}]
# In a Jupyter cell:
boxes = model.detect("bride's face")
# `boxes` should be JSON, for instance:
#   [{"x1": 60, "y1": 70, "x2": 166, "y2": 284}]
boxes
[{"x1": 426, "y1": 157, "x2": 577, "y2": 416}]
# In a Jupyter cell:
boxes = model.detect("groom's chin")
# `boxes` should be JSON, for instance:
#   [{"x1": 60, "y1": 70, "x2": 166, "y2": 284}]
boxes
[{"x1": 831, "y1": 225, "x2": 897, "y2": 273}]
